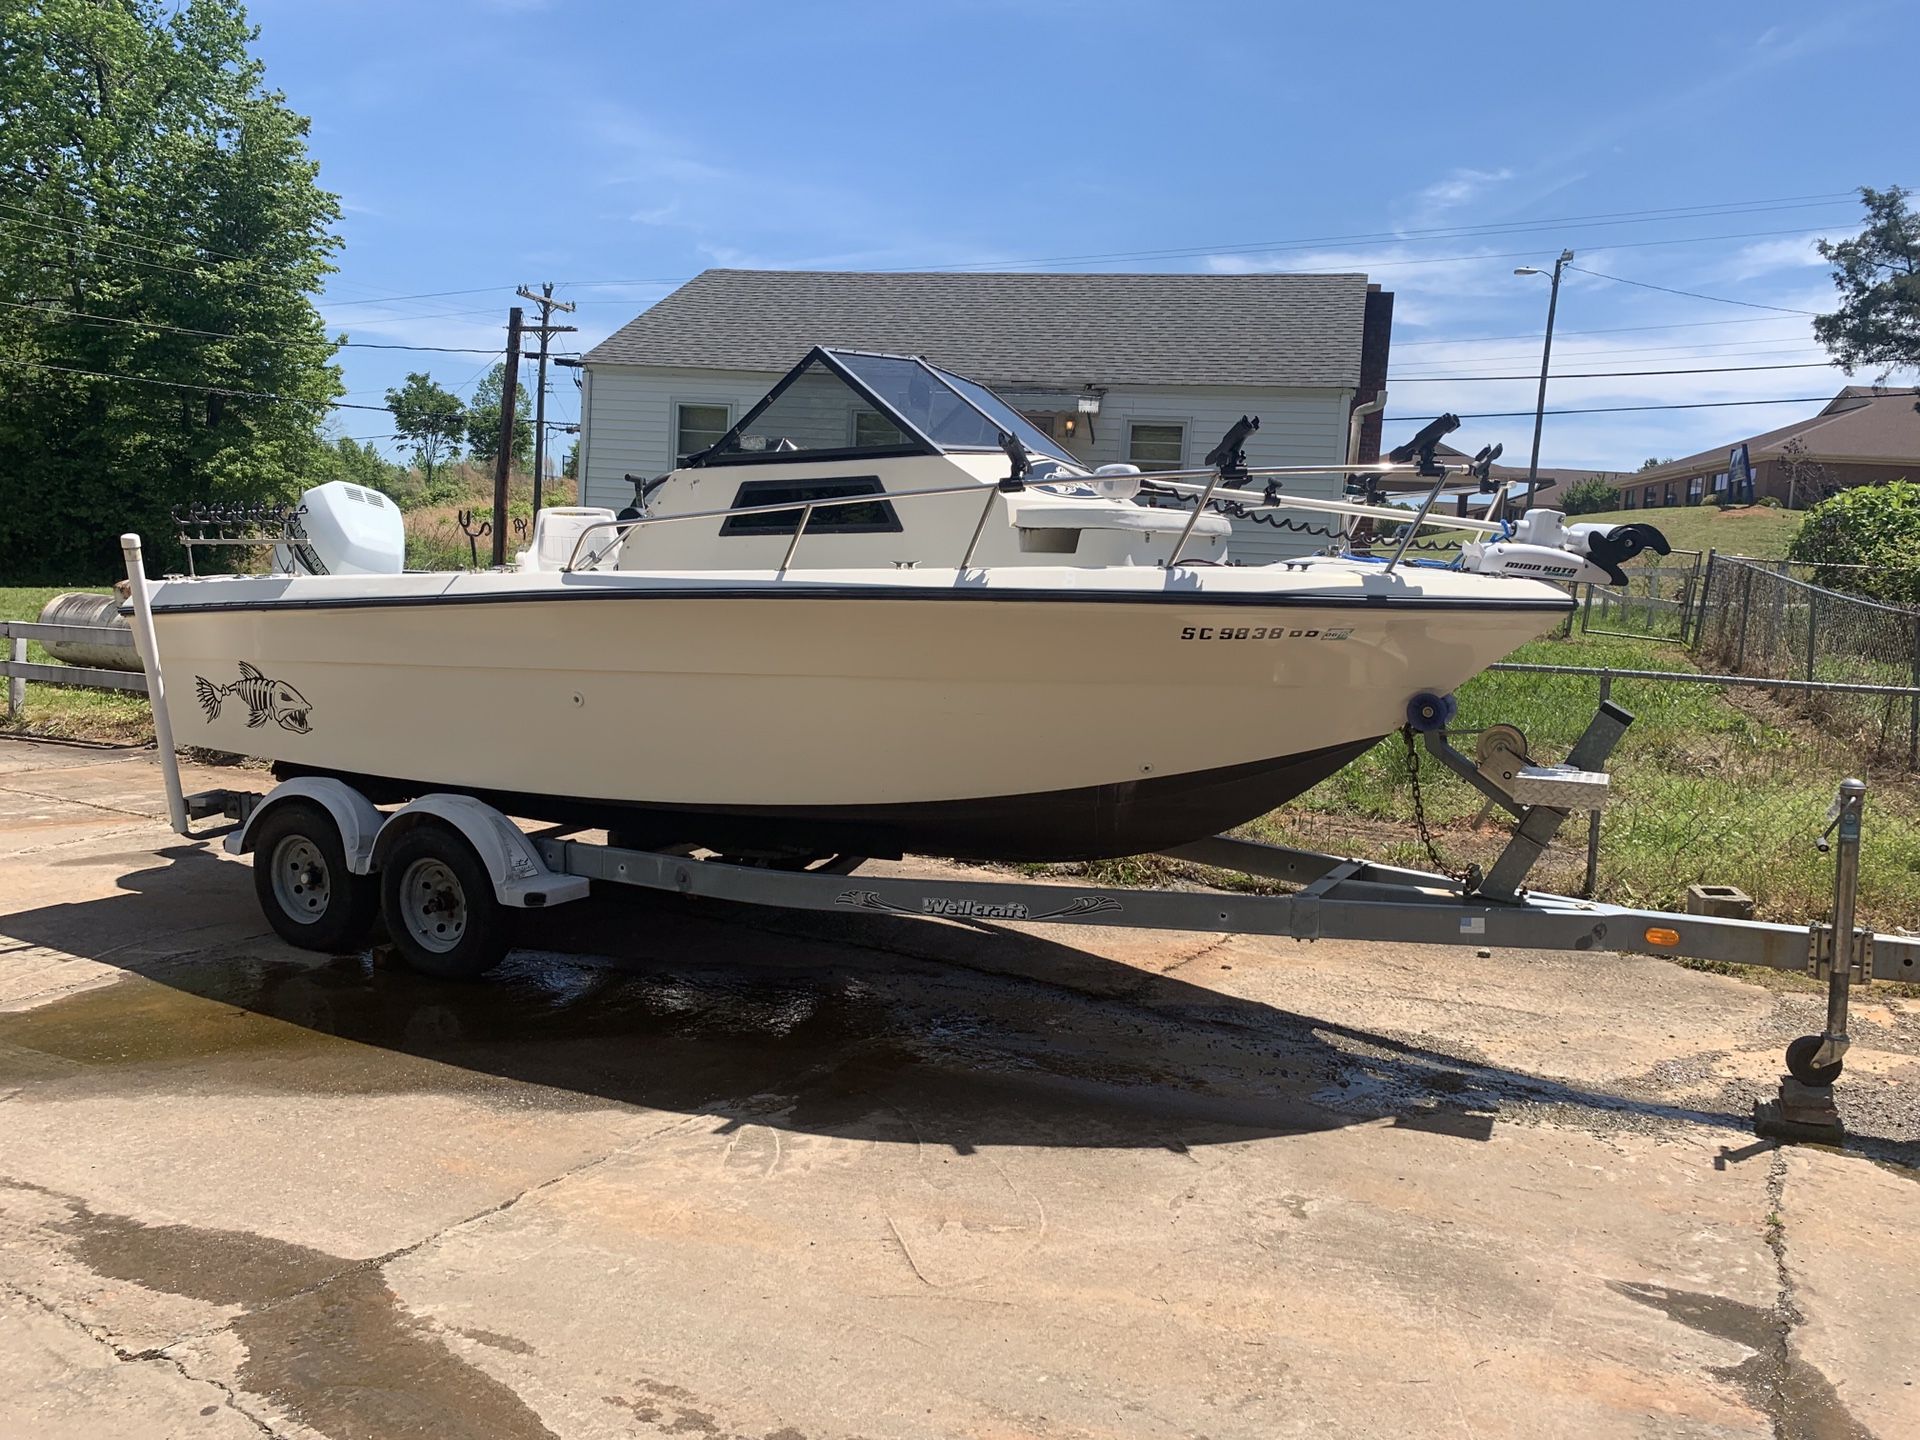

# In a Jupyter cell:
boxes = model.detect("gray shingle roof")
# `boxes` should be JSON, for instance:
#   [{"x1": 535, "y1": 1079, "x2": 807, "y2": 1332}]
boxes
[{"x1": 583, "y1": 269, "x2": 1373, "y2": 388}]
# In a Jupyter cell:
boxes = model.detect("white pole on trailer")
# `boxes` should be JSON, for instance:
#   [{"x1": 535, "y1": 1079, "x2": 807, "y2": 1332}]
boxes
[{"x1": 120, "y1": 534, "x2": 189, "y2": 836}]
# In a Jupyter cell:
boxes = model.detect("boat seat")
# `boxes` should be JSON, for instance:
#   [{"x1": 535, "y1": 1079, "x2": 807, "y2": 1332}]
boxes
[{"x1": 518, "y1": 507, "x2": 618, "y2": 571}]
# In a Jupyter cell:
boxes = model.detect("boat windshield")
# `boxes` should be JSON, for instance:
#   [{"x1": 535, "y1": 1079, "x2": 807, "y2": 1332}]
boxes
[{"x1": 697, "y1": 348, "x2": 1078, "y2": 468}]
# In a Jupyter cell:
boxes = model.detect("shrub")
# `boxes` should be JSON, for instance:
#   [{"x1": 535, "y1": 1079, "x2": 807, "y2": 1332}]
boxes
[
  {"x1": 1559, "y1": 476, "x2": 1621, "y2": 515},
  {"x1": 1785, "y1": 479, "x2": 1920, "y2": 605},
  {"x1": 1758, "y1": 495, "x2": 1783, "y2": 508}
]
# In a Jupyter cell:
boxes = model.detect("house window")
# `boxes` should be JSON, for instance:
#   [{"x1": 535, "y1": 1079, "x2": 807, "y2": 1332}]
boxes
[
  {"x1": 1665, "y1": 483, "x2": 1677, "y2": 506},
  {"x1": 718, "y1": 476, "x2": 902, "y2": 536},
  {"x1": 853, "y1": 408, "x2": 910, "y2": 449},
  {"x1": 1128, "y1": 422, "x2": 1185, "y2": 472},
  {"x1": 1644, "y1": 485, "x2": 1658, "y2": 507},
  {"x1": 676, "y1": 402, "x2": 731, "y2": 464},
  {"x1": 1623, "y1": 490, "x2": 1636, "y2": 509},
  {"x1": 1023, "y1": 413, "x2": 1057, "y2": 438},
  {"x1": 1688, "y1": 476, "x2": 1704, "y2": 504},
  {"x1": 1713, "y1": 471, "x2": 1729, "y2": 494}
]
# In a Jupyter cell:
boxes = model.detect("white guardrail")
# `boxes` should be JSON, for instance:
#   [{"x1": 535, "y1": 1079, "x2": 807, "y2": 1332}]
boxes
[{"x1": 1, "y1": 619, "x2": 149, "y2": 718}]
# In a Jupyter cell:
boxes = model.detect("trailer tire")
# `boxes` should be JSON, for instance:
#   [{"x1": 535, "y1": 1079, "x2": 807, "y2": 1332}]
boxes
[
  {"x1": 380, "y1": 822, "x2": 510, "y2": 981},
  {"x1": 251, "y1": 800, "x2": 380, "y2": 953}
]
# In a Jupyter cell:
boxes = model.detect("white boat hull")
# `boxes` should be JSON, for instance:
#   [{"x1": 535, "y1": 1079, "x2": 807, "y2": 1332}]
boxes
[{"x1": 147, "y1": 565, "x2": 1569, "y2": 860}]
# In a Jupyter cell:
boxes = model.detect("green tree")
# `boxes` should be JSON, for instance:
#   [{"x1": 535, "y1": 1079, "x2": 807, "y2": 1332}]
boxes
[
  {"x1": 1786, "y1": 480, "x2": 1920, "y2": 606},
  {"x1": 315, "y1": 435, "x2": 403, "y2": 495},
  {"x1": 1814, "y1": 186, "x2": 1920, "y2": 378},
  {"x1": 1559, "y1": 476, "x2": 1620, "y2": 515},
  {"x1": 1638, "y1": 457, "x2": 1670, "y2": 472},
  {"x1": 464, "y1": 362, "x2": 531, "y2": 467},
  {"x1": 0, "y1": 0, "x2": 343, "y2": 581},
  {"x1": 562, "y1": 438, "x2": 578, "y2": 481},
  {"x1": 385, "y1": 372, "x2": 464, "y2": 488}
]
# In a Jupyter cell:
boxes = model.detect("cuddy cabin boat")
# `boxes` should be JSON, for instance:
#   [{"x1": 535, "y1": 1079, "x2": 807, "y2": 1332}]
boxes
[{"x1": 137, "y1": 346, "x2": 1664, "y2": 863}]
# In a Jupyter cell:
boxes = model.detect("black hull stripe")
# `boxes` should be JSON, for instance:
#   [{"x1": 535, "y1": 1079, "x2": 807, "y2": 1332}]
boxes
[
  {"x1": 147, "y1": 585, "x2": 1574, "y2": 618},
  {"x1": 274, "y1": 737, "x2": 1383, "y2": 864}
]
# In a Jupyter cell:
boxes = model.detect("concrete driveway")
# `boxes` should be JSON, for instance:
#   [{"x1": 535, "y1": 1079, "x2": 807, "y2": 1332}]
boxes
[{"x1": 1, "y1": 735, "x2": 1916, "y2": 1440}]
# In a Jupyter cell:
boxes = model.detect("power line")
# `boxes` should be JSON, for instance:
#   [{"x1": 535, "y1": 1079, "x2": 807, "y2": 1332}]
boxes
[
  {"x1": 1566, "y1": 264, "x2": 1821, "y2": 315},
  {"x1": 552, "y1": 191, "x2": 1865, "y2": 286},
  {"x1": 1392, "y1": 314, "x2": 1795, "y2": 348},
  {"x1": 1388, "y1": 335, "x2": 1824, "y2": 371},
  {"x1": 1385, "y1": 392, "x2": 1915, "y2": 424},
  {"x1": 1, "y1": 356, "x2": 393, "y2": 411},
  {"x1": 0, "y1": 300, "x2": 522, "y2": 354},
  {"x1": 1388, "y1": 360, "x2": 1844, "y2": 383}
]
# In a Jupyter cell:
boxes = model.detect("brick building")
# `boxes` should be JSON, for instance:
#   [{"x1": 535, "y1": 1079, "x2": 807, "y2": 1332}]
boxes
[{"x1": 1605, "y1": 387, "x2": 1920, "y2": 512}]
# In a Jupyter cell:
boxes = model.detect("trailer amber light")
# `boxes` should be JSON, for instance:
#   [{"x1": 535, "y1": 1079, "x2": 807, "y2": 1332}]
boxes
[{"x1": 1644, "y1": 926, "x2": 1681, "y2": 947}]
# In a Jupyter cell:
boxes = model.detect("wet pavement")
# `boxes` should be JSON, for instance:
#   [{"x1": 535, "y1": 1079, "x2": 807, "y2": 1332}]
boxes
[{"x1": 1, "y1": 736, "x2": 1917, "y2": 1439}]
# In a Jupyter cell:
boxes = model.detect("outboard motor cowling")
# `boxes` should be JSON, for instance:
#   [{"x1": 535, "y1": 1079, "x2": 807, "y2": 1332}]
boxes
[{"x1": 275, "y1": 481, "x2": 405, "y2": 576}]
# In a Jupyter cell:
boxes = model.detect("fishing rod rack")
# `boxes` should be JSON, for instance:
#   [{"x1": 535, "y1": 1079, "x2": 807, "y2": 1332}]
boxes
[{"x1": 170, "y1": 502, "x2": 299, "y2": 576}]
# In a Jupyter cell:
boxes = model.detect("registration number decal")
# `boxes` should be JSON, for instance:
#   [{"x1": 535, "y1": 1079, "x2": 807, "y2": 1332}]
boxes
[{"x1": 1179, "y1": 626, "x2": 1353, "y2": 641}]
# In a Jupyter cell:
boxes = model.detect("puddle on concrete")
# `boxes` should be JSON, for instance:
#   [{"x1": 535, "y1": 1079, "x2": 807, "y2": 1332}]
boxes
[
  {"x1": 28, "y1": 1183, "x2": 557, "y2": 1440},
  {"x1": 1609, "y1": 1281, "x2": 1871, "y2": 1439},
  {"x1": 0, "y1": 942, "x2": 1352, "y2": 1147}
]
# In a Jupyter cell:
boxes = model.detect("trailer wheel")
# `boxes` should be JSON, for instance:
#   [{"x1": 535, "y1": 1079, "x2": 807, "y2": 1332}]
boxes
[
  {"x1": 251, "y1": 800, "x2": 380, "y2": 953},
  {"x1": 380, "y1": 823, "x2": 510, "y2": 980},
  {"x1": 1785, "y1": 1034, "x2": 1843, "y2": 1088}
]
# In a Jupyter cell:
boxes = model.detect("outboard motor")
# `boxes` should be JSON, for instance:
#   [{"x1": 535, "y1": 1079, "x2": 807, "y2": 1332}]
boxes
[
  {"x1": 274, "y1": 481, "x2": 405, "y2": 576},
  {"x1": 1461, "y1": 510, "x2": 1671, "y2": 587}
]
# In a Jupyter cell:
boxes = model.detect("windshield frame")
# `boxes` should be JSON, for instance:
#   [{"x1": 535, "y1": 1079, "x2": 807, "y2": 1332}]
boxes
[{"x1": 687, "y1": 345, "x2": 1081, "y2": 470}]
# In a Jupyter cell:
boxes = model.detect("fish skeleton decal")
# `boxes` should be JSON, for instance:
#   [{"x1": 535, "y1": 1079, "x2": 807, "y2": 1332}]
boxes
[{"x1": 194, "y1": 662, "x2": 313, "y2": 733}]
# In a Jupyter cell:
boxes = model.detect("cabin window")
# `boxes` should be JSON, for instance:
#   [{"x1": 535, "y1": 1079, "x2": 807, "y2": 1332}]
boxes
[
  {"x1": 718, "y1": 476, "x2": 902, "y2": 536},
  {"x1": 1128, "y1": 422, "x2": 1185, "y2": 472},
  {"x1": 676, "y1": 403, "x2": 731, "y2": 463}
]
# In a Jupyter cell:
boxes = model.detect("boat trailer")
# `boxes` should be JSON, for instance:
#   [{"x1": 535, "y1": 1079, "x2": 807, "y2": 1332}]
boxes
[{"x1": 120, "y1": 537, "x2": 1916, "y2": 1143}]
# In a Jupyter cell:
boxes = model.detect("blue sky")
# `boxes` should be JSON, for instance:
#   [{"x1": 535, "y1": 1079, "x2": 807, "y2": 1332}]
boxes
[{"x1": 252, "y1": 0, "x2": 1920, "y2": 474}]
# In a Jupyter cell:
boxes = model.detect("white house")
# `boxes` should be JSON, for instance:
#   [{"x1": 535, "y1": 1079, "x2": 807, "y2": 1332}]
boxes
[{"x1": 575, "y1": 269, "x2": 1393, "y2": 562}]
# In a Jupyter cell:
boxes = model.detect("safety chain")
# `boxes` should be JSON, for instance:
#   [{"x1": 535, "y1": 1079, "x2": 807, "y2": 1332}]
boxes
[{"x1": 1400, "y1": 726, "x2": 1478, "y2": 890}]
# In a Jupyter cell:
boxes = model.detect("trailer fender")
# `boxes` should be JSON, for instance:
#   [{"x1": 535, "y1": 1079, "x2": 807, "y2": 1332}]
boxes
[
  {"x1": 370, "y1": 794, "x2": 590, "y2": 909},
  {"x1": 225, "y1": 777, "x2": 386, "y2": 874}
]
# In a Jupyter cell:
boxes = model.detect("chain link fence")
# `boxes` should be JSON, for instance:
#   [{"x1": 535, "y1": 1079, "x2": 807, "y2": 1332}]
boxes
[{"x1": 1693, "y1": 554, "x2": 1920, "y2": 766}]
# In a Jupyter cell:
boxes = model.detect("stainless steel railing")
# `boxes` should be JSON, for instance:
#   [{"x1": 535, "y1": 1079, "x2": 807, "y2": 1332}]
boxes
[{"x1": 561, "y1": 461, "x2": 1489, "y2": 573}]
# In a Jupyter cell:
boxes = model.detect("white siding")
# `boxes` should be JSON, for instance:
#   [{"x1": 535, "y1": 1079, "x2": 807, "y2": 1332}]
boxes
[
  {"x1": 580, "y1": 365, "x2": 784, "y2": 512},
  {"x1": 582, "y1": 364, "x2": 1353, "y2": 560}
]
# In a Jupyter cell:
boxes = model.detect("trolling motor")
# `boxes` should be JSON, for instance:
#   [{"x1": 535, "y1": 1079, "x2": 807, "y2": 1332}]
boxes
[
  {"x1": 1463, "y1": 513, "x2": 1673, "y2": 587},
  {"x1": 1388, "y1": 413, "x2": 1461, "y2": 477},
  {"x1": 1572, "y1": 521, "x2": 1671, "y2": 586}
]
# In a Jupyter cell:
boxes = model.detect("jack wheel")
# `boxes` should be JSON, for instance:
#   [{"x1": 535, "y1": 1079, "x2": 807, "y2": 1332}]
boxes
[
  {"x1": 251, "y1": 800, "x2": 379, "y2": 953},
  {"x1": 379, "y1": 822, "x2": 511, "y2": 981},
  {"x1": 1785, "y1": 1034, "x2": 1843, "y2": 1088}
]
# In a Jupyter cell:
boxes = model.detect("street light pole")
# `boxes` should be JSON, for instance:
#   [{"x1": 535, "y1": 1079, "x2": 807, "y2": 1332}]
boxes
[{"x1": 1517, "y1": 248, "x2": 1574, "y2": 514}]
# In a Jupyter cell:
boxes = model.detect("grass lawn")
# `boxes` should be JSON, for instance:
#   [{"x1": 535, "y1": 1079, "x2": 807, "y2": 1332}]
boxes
[
  {"x1": 1557, "y1": 502, "x2": 1803, "y2": 558},
  {"x1": 0, "y1": 586, "x2": 153, "y2": 744}
]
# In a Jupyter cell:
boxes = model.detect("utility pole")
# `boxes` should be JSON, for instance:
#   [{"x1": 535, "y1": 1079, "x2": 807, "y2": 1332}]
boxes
[
  {"x1": 516, "y1": 284, "x2": 577, "y2": 518},
  {"x1": 491, "y1": 306, "x2": 523, "y2": 567},
  {"x1": 1514, "y1": 249, "x2": 1574, "y2": 515}
]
